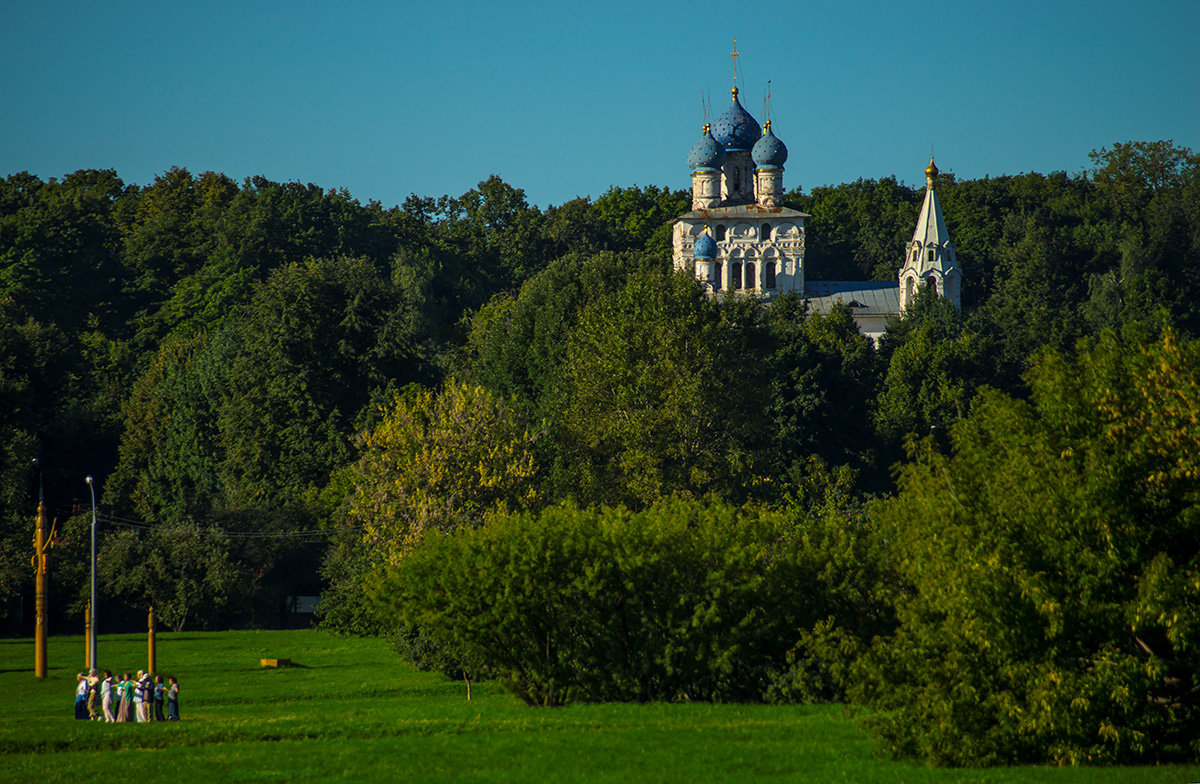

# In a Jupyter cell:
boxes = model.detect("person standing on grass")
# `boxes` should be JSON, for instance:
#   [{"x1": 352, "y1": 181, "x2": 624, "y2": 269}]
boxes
[
  {"x1": 114, "y1": 674, "x2": 126, "y2": 721},
  {"x1": 132, "y1": 670, "x2": 146, "y2": 722},
  {"x1": 143, "y1": 672, "x2": 155, "y2": 721},
  {"x1": 139, "y1": 671, "x2": 153, "y2": 722},
  {"x1": 154, "y1": 675, "x2": 166, "y2": 721},
  {"x1": 86, "y1": 669, "x2": 101, "y2": 720},
  {"x1": 166, "y1": 676, "x2": 180, "y2": 721},
  {"x1": 101, "y1": 670, "x2": 116, "y2": 722},
  {"x1": 74, "y1": 674, "x2": 89, "y2": 719},
  {"x1": 117, "y1": 673, "x2": 133, "y2": 722}
]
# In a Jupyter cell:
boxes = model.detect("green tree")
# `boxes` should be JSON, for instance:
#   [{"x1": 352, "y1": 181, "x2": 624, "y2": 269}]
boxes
[
  {"x1": 346, "y1": 380, "x2": 542, "y2": 566},
  {"x1": 590, "y1": 185, "x2": 689, "y2": 257},
  {"x1": 559, "y1": 271, "x2": 766, "y2": 506},
  {"x1": 1090, "y1": 140, "x2": 1200, "y2": 219},
  {"x1": 1087, "y1": 141, "x2": 1200, "y2": 335},
  {"x1": 120, "y1": 168, "x2": 234, "y2": 312},
  {"x1": 0, "y1": 302, "x2": 98, "y2": 621},
  {"x1": 853, "y1": 324, "x2": 1200, "y2": 765},
  {"x1": 0, "y1": 169, "x2": 128, "y2": 336},
  {"x1": 539, "y1": 198, "x2": 609, "y2": 257},
  {"x1": 105, "y1": 331, "x2": 229, "y2": 524},
  {"x1": 876, "y1": 287, "x2": 997, "y2": 450},
  {"x1": 764, "y1": 295, "x2": 882, "y2": 485},
  {"x1": 99, "y1": 520, "x2": 239, "y2": 632},
  {"x1": 216, "y1": 255, "x2": 427, "y2": 511},
  {"x1": 318, "y1": 380, "x2": 541, "y2": 635},
  {"x1": 787, "y1": 177, "x2": 921, "y2": 282},
  {"x1": 454, "y1": 175, "x2": 546, "y2": 285},
  {"x1": 467, "y1": 251, "x2": 643, "y2": 415}
]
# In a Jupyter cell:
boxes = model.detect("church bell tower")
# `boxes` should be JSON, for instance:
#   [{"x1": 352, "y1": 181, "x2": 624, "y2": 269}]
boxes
[{"x1": 898, "y1": 157, "x2": 960, "y2": 310}]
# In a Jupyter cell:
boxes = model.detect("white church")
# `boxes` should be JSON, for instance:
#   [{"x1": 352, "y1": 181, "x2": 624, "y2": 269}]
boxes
[{"x1": 671, "y1": 83, "x2": 960, "y2": 342}]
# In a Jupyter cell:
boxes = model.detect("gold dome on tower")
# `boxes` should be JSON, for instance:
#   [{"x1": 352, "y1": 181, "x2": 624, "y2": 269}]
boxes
[{"x1": 925, "y1": 156, "x2": 939, "y2": 181}]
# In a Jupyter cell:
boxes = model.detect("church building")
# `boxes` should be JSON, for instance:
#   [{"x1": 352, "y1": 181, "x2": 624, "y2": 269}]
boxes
[{"x1": 671, "y1": 81, "x2": 960, "y2": 342}]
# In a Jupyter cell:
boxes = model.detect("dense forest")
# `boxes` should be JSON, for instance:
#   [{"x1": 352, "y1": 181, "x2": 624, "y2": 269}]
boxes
[{"x1": 2, "y1": 140, "x2": 1198, "y2": 765}]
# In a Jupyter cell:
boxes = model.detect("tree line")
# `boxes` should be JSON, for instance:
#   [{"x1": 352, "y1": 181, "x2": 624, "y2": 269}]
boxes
[{"x1": 1, "y1": 140, "x2": 1198, "y2": 765}]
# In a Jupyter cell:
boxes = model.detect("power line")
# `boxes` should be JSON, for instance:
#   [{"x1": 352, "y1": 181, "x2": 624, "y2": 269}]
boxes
[
  {"x1": 93, "y1": 511, "x2": 361, "y2": 539},
  {"x1": 39, "y1": 504, "x2": 363, "y2": 540}
]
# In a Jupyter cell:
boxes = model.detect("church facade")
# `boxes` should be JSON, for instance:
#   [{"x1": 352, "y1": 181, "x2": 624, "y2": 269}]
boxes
[{"x1": 671, "y1": 84, "x2": 960, "y2": 342}]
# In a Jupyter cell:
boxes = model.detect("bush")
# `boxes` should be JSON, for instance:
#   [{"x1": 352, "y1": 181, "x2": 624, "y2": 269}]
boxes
[
  {"x1": 385, "y1": 624, "x2": 476, "y2": 680},
  {"x1": 371, "y1": 497, "x2": 880, "y2": 706},
  {"x1": 314, "y1": 530, "x2": 388, "y2": 637}
]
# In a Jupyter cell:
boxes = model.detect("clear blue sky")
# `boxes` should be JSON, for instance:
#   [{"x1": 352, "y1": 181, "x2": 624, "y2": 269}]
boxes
[{"x1": 3, "y1": 0, "x2": 1197, "y2": 208}]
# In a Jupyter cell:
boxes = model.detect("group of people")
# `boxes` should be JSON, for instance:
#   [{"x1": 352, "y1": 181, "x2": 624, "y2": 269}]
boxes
[{"x1": 75, "y1": 669, "x2": 180, "y2": 722}]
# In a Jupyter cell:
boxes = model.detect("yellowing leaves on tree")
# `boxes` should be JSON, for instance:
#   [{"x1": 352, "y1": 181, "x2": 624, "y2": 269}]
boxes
[{"x1": 348, "y1": 381, "x2": 541, "y2": 565}]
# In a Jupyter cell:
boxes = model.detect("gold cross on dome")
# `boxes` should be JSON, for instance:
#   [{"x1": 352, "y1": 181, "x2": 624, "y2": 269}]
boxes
[{"x1": 731, "y1": 40, "x2": 740, "y2": 86}]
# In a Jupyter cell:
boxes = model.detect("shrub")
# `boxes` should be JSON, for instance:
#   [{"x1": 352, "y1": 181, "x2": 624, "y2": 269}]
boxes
[{"x1": 371, "y1": 497, "x2": 877, "y2": 706}]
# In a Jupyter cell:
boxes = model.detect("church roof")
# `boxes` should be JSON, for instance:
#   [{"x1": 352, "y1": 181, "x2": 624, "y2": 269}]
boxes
[
  {"x1": 752, "y1": 122, "x2": 788, "y2": 169},
  {"x1": 805, "y1": 280, "x2": 901, "y2": 317},
  {"x1": 687, "y1": 125, "x2": 727, "y2": 171},
  {"x1": 711, "y1": 88, "x2": 762, "y2": 153},
  {"x1": 672, "y1": 204, "x2": 810, "y2": 224},
  {"x1": 911, "y1": 174, "x2": 951, "y2": 249}
]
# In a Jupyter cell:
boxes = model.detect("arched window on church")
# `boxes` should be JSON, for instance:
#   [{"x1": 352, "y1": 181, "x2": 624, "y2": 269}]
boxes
[
  {"x1": 714, "y1": 262, "x2": 723, "y2": 291},
  {"x1": 745, "y1": 262, "x2": 756, "y2": 290},
  {"x1": 715, "y1": 225, "x2": 726, "y2": 241},
  {"x1": 928, "y1": 276, "x2": 938, "y2": 296},
  {"x1": 906, "y1": 276, "x2": 916, "y2": 303},
  {"x1": 760, "y1": 223, "x2": 771, "y2": 241},
  {"x1": 927, "y1": 247, "x2": 936, "y2": 262},
  {"x1": 765, "y1": 262, "x2": 776, "y2": 289},
  {"x1": 730, "y1": 262, "x2": 742, "y2": 290}
]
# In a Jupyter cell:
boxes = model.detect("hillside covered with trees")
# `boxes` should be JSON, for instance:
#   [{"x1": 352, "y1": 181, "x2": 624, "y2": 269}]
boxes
[{"x1": 2, "y1": 140, "x2": 1198, "y2": 765}]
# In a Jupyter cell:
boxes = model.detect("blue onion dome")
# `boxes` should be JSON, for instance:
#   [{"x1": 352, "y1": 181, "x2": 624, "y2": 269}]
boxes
[
  {"x1": 693, "y1": 230, "x2": 717, "y2": 259},
  {"x1": 687, "y1": 124, "x2": 727, "y2": 170},
  {"x1": 752, "y1": 121, "x2": 788, "y2": 169},
  {"x1": 711, "y1": 86, "x2": 762, "y2": 153}
]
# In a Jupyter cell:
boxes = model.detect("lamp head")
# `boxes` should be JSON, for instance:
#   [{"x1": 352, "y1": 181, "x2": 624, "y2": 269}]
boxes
[{"x1": 86, "y1": 476, "x2": 93, "y2": 485}]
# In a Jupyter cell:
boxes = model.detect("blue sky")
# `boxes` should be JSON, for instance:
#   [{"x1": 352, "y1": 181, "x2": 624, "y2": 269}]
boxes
[{"x1": 2, "y1": 0, "x2": 1197, "y2": 208}]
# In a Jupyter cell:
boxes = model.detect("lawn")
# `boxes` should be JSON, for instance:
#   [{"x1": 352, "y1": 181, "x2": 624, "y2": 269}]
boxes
[{"x1": 1, "y1": 629, "x2": 1196, "y2": 783}]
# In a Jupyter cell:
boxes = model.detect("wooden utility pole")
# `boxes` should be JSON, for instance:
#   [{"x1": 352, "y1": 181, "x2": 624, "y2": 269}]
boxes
[
  {"x1": 147, "y1": 606, "x2": 157, "y2": 674},
  {"x1": 33, "y1": 496, "x2": 49, "y2": 679}
]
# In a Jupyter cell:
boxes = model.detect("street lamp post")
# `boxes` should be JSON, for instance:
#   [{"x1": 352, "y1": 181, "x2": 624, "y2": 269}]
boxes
[{"x1": 85, "y1": 476, "x2": 97, "y2": 671}]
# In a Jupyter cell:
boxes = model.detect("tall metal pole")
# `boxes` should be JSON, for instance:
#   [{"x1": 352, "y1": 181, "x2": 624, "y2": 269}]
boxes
[
  {"x1": 84, "y1": 600, "x2": 92, "y2": 669},
  {"x1": 85, "y1": 476, "x2": 97, "y2": 671}
]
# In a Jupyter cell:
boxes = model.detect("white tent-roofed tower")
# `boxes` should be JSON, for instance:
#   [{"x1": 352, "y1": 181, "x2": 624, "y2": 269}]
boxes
[{"x1": 898, "y1": 157, "x2": 960, "y2": 310}]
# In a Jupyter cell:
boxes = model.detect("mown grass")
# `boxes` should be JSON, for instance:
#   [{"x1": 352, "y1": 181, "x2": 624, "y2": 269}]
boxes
[{"x1": 1, "y1": 629, "x2": 1197, "y2": 783}]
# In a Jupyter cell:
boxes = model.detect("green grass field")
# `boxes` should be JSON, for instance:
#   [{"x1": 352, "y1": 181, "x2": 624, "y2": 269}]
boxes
[{"x1": 2, "y1": 629, "x2": 1198, "y2": 783}]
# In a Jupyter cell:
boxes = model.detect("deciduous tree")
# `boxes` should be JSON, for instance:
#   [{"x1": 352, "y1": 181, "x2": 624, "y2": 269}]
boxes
[{"x1": 854, "y1": 324, "x2": 1200, "y2": 765}]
